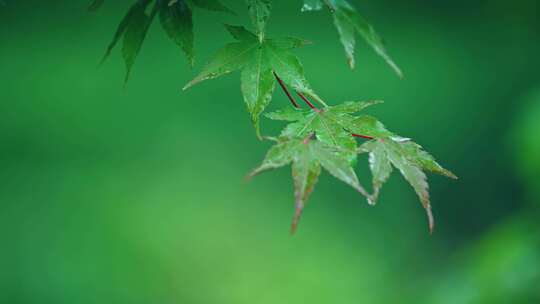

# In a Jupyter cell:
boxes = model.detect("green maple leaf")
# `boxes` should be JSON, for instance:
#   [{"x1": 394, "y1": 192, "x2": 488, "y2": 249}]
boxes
[
  {"x1": 249, "y1": 135, "x2": 368, "y2": 233},
  {"x1": 268, "y1": 101, "x2": 456, "y2": 232},
  {"x1": 100, "y1": 0, "x2": 158, "y2": 83},
  {"x1": 101, "y1": 0, "x2": 233, "y2": 81},
  {"x1": 359, "y1": 135, "x2": 457, "y2": 233},
  {"x1": 302, "y1": 0, "x2": 402, "y2": 77},
  {"x1": 265, "y1": 100, "x2": 384, "y2": 162},
  {"x1": 183, "y1": 22, "x2": 319, "y2": 137}
]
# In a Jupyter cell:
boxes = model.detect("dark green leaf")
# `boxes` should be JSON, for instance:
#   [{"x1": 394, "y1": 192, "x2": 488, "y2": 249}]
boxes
[
  {"x1": 159, "y1": 0, "x2": 194, "y2": 66},
  {"x1": 307, "y1": 0, "x2": 402, "y2": 76},
  {"x1": 339, "y1": 4, "x2": 403, "y2": 77},
  {"x1": 103, "y1": 0, "x2": 235, "y2": 79},
  {"x1": 122, "y1": 1, "x2": 158, "y2": 83},
  {"x1": 101, "y1": 0, "x2": 153, "y2": 65}
]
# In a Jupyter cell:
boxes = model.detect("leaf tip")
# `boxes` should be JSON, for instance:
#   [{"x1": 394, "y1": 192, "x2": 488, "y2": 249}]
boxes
[
  {"x1": 347, "y1": 57, "x2": 355, "y2": 69},
  {"x1": 183, "y1": 76, "x2": 203, "y2": 91},
  {"x1": 447, "y1": 170, "x2": 458, "y2": 180},
  {"x1": 290, "y1": 202, "x2": 304, "y2": 235},
  {"x1": 426, "y1": 204, "x2": 435, "y2": 234},
  {"x1": 99, "y1": 52, "x2": 110, "y2": 67},
  {"x1": 392, "y1": 63, "x2": 404, "y2": 79},
  {"x1": 245, "y1": 166, "x2": 263, "y2": 181},
  {"x1": 182, "y1": 82, "x2": 193, "y2": 91},
  {"x1": 123, "y1": 69, "x2": 133, "y2": 86},
  {"x1": 244, "y1": 171, "x2": 256, "y2": 182}
]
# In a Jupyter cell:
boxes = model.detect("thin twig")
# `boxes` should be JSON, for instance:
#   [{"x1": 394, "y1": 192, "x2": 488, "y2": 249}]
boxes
[
  {"x1": 306, "y1": 92, "x2": 329, "y2": 108},
  {"x1": 296, "y1": 92, "x2": 317, "y2": 110},
  {"x1": 273, "y1": 71, "x2": 299, "y2": 108},
  {"x1": 351, "y1": 133, "x2": 374, "y2": 140}
]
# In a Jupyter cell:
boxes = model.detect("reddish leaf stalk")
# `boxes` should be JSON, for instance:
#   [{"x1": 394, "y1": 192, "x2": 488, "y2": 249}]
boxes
[
  {"x1": 273, "y1": 71, "x2": 299, "y2": 108},
  {"x1": 272, "y1": 73, "x2": 374, "y2": 141},
  {"x1": 296, "y1": 92, "x2": 317, "y2": 110},
  {"x1": 352, "y1": 133, "x2": 374, "y2": 140}
]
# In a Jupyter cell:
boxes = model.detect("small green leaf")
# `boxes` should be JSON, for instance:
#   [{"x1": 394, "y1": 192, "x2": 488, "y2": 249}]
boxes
[
  {"x1": 384, "y1": 139, "x2": 432, "y2": 230},
  {"x1": 159, "y1": 0, "x2": 194, "y2": 66},
  {"x1": 246, "y1": 0, "x2": 272, "y2": 42},
  {"x1": 339, "y1": 5, "x2": 403, "y2": 77},
  {"x1": 399, "y1": 141, "x2": 457, "y2": 179},
  {"x1": 301, "y1": 0, "x2": 323, "y2": 12},
  {"x1": 365, "y1": 141, "x2": 392, "y2": 204},
  {"x1": 358, "y1": 136, "x2": 456, "y2": 232},
  {"x1": 190, "y1": 0, "x2": 234, "y2": 14},
  {"x1": 122, "y1": 1, "x2": 158, "y2": 83},
  {"x1": 291, "y1": 143, "x2": 321, "y2": 233},
  {"x1": 332, "y1": 7, "x2": 356, "y2": 68},
  {"x1": 307, "y1": 0, "x2": 402, "y2": 76},
  {"x1": 101, "y1": 0, "x2": 152, "y2": 64}
]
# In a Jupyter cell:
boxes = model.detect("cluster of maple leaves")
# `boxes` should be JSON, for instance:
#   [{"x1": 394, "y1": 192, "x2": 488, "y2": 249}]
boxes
[{"x1": 95, "y1": 0, "x2": 456, "y2": 233}]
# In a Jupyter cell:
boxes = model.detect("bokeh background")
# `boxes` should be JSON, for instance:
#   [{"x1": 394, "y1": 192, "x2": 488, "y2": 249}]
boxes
[{"x1": 1, "y1": 0, "x2": 539, "y2": 303}]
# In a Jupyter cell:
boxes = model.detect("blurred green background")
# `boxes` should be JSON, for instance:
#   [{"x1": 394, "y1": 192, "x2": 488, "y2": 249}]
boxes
[{"x1": 1, "y1": 0, "x2": 539, "y2": 303}]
